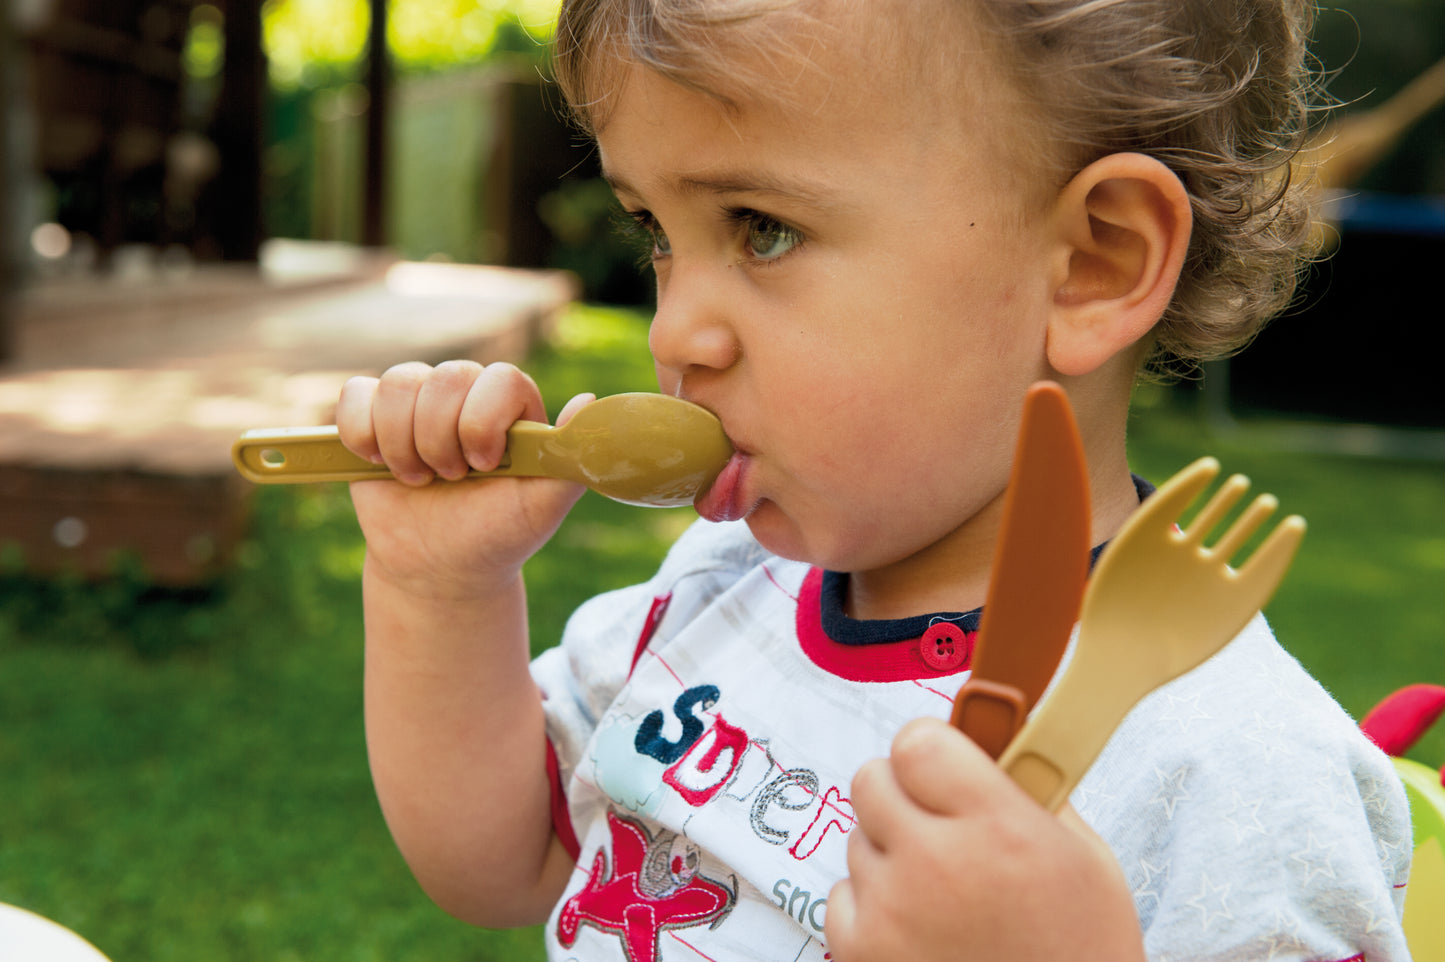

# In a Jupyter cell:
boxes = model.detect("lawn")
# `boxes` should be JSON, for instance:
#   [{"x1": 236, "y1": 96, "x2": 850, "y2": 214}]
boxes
[{"x1": 1, "y1": 303, "x2": 1441, "y2": 959}]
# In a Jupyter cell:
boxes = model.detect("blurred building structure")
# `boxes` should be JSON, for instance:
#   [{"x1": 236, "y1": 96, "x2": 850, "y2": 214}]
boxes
[
  {"x1": 6, "y1": 0, "x2": 273, "y2": 267},
  {"x1": 0, "y1": 0, "x2": 576, "y2": 585}
]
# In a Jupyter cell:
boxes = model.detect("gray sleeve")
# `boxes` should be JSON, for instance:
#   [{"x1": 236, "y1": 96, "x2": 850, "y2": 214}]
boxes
[{"x1": 1076, "y1": 617, "x2": 1412, "y2": 961}]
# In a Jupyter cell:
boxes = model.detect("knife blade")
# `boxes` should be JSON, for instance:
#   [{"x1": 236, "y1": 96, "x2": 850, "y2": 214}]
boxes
[{"x1": 949, "y1": 381, "x2": 1090, "y2": 759}]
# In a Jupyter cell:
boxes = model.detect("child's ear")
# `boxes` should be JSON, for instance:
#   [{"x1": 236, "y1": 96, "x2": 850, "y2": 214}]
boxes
[{"x1": 1045, "y1": 153, "x2": 1192, "y2": 377}]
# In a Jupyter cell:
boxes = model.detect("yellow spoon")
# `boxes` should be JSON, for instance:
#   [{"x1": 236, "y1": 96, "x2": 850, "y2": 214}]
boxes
[{"x1": 231, "y1": 393, "x2": 733, "y2": 508}]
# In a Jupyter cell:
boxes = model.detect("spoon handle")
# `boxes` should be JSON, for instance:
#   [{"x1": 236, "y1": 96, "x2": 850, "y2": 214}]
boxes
[{"x1": 232, "y1": 423, "x2": 555, "y2": 484}]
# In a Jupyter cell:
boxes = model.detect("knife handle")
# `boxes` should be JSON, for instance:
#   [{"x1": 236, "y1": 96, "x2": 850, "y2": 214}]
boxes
[{"x1": 950, "y1": 678, "x2": 1027, "y2": 760}]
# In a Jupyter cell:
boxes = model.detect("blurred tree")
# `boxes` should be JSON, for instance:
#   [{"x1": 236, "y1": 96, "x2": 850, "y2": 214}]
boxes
[
  {"x1": 364, "y1": 0, "x2": 389, "y2": 245},
  {"x1": 390, "y1": 0, "x2": 555, "y2": 72},
  {"x1": 261, "y1": 0, "x2": 555, "y2": 87},
  {"x1": 1313, "y1": 1, "x2": 1445, "y2": 195},
  {"x1": 1, "y1": 1, "x2": 14, "y2": 360},
  {"x1": 262, "y1": 0, "x2": 368, "y2": 89},
  {"x1": 214, "y1": 0, "x2": 268, "y2": 260}
]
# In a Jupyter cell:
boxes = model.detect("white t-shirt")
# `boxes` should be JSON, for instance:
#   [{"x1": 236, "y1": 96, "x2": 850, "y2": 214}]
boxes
[{"x1": 532, "y1": 519, "x2": 1411, "y2": 961}]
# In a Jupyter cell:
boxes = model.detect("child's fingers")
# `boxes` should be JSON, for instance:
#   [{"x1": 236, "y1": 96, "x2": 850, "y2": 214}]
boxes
[
  {"x1": 457, "y1": 363, "x2": 548, "y2": 472},
  {"x1": 884, "y1": 716, "x2": 1003, "y2": 816},
  {"x1": 849, "y1": 718, "x2": 996, "y2": 852},
  {"x1": 336, "y1": 375, "x2": 382, "y2": 462},
  {"x1": 413, "y1": 360, "x2": 486, "y2": 481},
  {"x1": 842, "y1": 810, "x2": 885, "y2": 880},
  {"x1": 828, "y1": 834, "x2": 902, "y2": 962},
  {"x1": 821, "y1": 876, "x2": 863, "y2": 959},
  {"x1": 848, "y1": 755, "x2": 920, "y2": 853},
  {"x1": 1057, "y1": 802, "x2": 1120, "y2": 864},
  {"x1": 370, "y1": 362, "x2": 437, "y2": 485},
  {"x1": 555, "y1": 391, "x2": 598, "y2": 427}
]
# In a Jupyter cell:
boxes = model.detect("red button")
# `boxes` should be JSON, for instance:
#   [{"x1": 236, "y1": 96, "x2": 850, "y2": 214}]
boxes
[{"x1": 919, "y1": 622, "x2": 971, "y2": 671}]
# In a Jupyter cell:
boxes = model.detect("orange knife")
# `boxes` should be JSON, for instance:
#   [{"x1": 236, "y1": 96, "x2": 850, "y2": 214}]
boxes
[{"x1": 950, "y1": 382, "x2": 1091, "y2": 759}]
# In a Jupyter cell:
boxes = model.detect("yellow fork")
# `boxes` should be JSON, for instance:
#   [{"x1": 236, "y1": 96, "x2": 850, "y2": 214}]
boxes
[{"x1": 997, "y1": 457, "x2": 1306, "y2": 811}]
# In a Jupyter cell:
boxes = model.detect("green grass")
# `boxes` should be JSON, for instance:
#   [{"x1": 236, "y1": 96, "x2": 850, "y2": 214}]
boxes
[
  {"x1": 1, "y1": 304, "x2": 1442, "y2": 958},
  {"x1": 0, "y1": 485, "x2": 547, "y2": 960}
]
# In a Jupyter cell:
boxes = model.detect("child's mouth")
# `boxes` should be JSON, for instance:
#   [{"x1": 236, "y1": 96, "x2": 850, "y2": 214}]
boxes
[{"x1": 695, "y1": 450, "x2": 750, "y2": 523}]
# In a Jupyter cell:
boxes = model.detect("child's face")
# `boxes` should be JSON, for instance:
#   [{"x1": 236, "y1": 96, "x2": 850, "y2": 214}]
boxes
[{"x1": 595, "y1": 11, "x2": 1067, "y2": 586}]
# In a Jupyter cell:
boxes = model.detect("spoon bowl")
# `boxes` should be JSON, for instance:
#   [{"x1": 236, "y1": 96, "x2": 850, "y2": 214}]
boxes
[{"x1": 232, "y1": 393, "x2": 734, "y2": 508}]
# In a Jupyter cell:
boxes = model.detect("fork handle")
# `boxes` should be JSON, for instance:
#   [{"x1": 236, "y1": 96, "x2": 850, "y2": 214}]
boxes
[
  {"x1": 995, "y1": 676, "x2": 1140, "y2": 812},
  {"x1": 997, "y1": 746, "x2": 1084, "y2": 813},
  {"x1": 997, "y1": 746, "x2": 1073, "y2": 812}
]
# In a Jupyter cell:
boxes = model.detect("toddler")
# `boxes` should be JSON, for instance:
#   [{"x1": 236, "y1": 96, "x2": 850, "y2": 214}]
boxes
[{"x1": 335, "y1": 0, "x2": 1412, "y2": 958}]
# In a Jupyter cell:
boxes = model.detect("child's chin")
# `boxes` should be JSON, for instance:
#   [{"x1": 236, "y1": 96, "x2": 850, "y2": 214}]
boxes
[{"x1": 742, "y1": 508, "x2": 824, "y2": 565}]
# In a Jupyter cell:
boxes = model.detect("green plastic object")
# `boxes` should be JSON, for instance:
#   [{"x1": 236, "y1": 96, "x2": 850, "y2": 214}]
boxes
[
  {"x1": 1396, "y1": 756, "x2": 1445, "y2": 850},
  {"x1": 1403, "y1": 833, "x2": 1445, "y2": 959},
  {"x1": 1395, "y1": 757, "x2": 1445, "y2": 959}
]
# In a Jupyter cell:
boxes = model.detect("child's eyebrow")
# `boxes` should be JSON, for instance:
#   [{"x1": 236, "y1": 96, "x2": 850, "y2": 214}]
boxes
[{"x1": 603, "y1": 167, "x2": 844, "y2": 213}]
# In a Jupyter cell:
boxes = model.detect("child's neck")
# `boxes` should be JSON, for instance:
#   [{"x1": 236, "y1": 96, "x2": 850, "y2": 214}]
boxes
[
  {"x1": 843, "y1": 516, "x2": 999, "y2": 622},
  {"x1": 842, "y1": 464, "x2": 1143, "y2": 623}
]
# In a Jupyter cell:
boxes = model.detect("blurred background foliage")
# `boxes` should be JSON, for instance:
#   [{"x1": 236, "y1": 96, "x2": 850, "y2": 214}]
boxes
[
  {"x1": 230, "y1": 0, "x2": 1445, "y2": 305},
  {"x1": 248, "y1": 0, "x2": 656, "y2": 300},
  {"x1": 262, "y1": 0, "x2": 557, "y2": 84}
]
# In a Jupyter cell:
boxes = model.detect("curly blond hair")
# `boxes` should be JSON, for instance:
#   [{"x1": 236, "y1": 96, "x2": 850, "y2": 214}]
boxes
[{"x1": 553, "y1": 0, "x2": 1320, "y2": 371}]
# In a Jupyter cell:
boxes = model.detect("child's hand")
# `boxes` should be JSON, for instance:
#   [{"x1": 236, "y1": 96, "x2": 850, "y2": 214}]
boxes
[
  {"x1": 335, "y1": 360, "x2": 593, "y2": 599},
  {"x1": 825, "y1": 717, "x2": 1145, "y2": 962}
]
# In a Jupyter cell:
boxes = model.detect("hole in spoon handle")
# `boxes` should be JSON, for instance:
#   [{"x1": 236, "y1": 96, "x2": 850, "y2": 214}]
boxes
[{"x1": 233, "y1": 427, "x2": 388, "y2": 483}]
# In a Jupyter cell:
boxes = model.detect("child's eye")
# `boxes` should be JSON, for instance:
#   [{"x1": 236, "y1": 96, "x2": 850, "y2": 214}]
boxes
[
  {"x1": 738, "y1": 212, "x2": 802, "y2": 262},
  {"x1": 620, "y1": 209, "x2": 671, "y2": 260},
  {"x1": 650, "y1": 224, "x2": 672, "y2": 257}
]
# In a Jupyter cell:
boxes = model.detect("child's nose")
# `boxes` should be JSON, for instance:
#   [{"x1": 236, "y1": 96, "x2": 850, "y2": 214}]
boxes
[{"x1": 648, "y1": 265, "x2": 741, "y2": 376}]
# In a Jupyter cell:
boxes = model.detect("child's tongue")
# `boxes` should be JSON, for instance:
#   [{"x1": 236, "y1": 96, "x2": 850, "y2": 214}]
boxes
[{"x1": 695, "y1": 452, "x2": 748, "y2": 523}]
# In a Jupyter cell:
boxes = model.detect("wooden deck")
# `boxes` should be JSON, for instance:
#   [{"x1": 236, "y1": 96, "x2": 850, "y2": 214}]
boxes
[{"x1": 0, "y1": 242, "x2": 577, "y2": 583}]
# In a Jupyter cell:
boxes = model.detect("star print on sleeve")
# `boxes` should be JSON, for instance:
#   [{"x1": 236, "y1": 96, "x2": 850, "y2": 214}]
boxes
[
  {"x1": 1351, "y1": 890, "x2": 1394, "y2": 937},
  {"x1": 557, "y1": 810, "x2": 736, "y2": 962},
  {"x1": 1184, "y1": 873, "x2": 1234, "y2": 930},
  {"x1": 1289, "y1": 830, "x2": 1339, "y2": 888},
  {"x1": 1309, "y1": 754, "x2": 1353, "y2": 816},
  {"x1": 1261, "y1": 908, "x2": 1311, "y2": 960},
  {"x1": 1220, "y1": 788, "x2": 1269, "y2": 845},
  {"x1": 1157, "y1": 692, "x2": 1213, "y2": 733},
  {"x1": 1243, "y1": 710, "x2": 1293, "y2": 763},
  {"x1": 1132, "y1": 857, "x2": 1169, "y2": 913},
  {"x1": 1149, "y1": 765, "x2": 1191, "y2": 820}
]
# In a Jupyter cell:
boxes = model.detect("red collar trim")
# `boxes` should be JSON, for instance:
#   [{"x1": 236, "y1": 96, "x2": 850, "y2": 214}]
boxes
[{"x1": 794, "y1": 567, "x2": 975, "y2": 683}]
